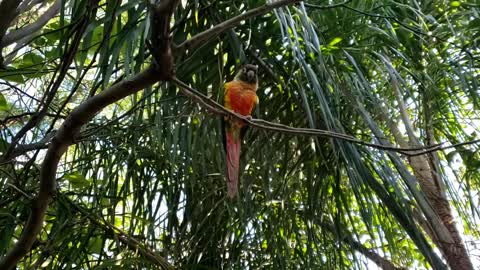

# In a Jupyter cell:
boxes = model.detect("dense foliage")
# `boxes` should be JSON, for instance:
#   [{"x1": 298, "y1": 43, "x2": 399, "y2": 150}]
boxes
[{"x1": 1, "y1": 0, "x2": 479, "y2": 269}]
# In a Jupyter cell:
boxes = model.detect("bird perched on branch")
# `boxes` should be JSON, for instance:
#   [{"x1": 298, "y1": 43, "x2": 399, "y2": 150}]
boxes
[{"x1": 224, "y1": 64, "x2": 259, "y2": 198}]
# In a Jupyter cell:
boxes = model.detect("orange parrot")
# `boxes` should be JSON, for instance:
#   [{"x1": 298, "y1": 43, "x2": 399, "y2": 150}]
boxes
[{"x1": 224, "y1": 64, "x2": 259, "y2": 198}]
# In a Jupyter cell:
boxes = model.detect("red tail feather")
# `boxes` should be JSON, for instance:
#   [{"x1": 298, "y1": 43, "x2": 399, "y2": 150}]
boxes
[{"x1": 226, "y1": 131, "x2": 241, "y2": 198}]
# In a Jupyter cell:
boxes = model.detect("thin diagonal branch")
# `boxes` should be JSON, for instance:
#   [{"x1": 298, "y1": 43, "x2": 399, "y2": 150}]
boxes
[
  {"x1": 0, "y1": 112, "x2": 62, "y2": 127},
  {"x1": 321, "y1": 221, "x2": 407, "y2": 270},
  {"x1": 63, "y1": 195, "x2": 173, "y2": 269},
  {"x1": 0, "y1": 0, "x2": 21, "y2": 37},
  {"x1": 171, "y1": 77, "x2": 480, "y2": 156},
  {"x1": 175, "y1": 0, "x2": 301, "y2": 56},
  {"x1": 8, "y1": 132, "x2": 55, "y2": 159},
  {"x1": 0, "y1": 67, "x2": 159, "y2": 270}
]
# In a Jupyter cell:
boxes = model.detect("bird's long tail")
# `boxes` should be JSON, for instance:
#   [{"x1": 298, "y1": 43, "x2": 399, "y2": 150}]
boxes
[{"x1": 226, "y1": 130, "x2": 241, "y2": 198}]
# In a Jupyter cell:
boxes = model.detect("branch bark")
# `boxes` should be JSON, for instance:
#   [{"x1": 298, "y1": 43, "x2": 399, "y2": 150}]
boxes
[
  {"x1": 0, "y1": 0, "x2": 21, "y2": 66},
  {"x1": 355, "y1": 95, "x2": 456, "y2": 246},
  {"x1": 8, "y1": 132, "x2": 53, "y2": 159},
  {"x1": 0, "y1": 0, "x2": 21, "y2": 40},
  {"x1": 16, "y1": 0, "x2": 43, "y2": 15},
  {"x1": 385, "y1": 71, "x2": 474, "y2": 269},
  {"x1": 1, "y1": 0, "x2": 61, "y2": 47}
]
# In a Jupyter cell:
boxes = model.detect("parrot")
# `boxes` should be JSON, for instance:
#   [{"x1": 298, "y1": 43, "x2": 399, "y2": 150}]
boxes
[{"x1": 224, "y1": 64, "x2": 259, "y2": 198}]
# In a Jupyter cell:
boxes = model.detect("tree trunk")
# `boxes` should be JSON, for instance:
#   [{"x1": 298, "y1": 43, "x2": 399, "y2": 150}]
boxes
[{"x1": 408, "y1": 155, "x2": 473, "y2": 270}]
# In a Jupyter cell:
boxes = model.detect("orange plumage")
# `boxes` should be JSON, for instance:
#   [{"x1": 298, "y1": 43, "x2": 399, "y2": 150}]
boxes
[
  {"x1": 224, "y1": 81, "x2": 258, "y2": 118},
  {"x1": 224, "y1": 65, "x2": 259, "y2": 198}
]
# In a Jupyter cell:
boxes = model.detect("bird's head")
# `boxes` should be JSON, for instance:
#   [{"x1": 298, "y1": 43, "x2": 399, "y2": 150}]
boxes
[{"x1": 235, "y1": 64, "x2": 258, "y2": 84}]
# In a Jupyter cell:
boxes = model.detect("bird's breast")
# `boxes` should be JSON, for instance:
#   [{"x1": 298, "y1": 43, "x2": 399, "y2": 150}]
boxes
[{"x1": 226, "y1": 88, "x2": 257, "y2": 116}]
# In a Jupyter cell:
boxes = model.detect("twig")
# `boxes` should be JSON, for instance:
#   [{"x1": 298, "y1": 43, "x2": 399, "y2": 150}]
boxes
[
  {"x1": 0, "y1": 112, "x2": 62, "y2": 127},
  {"x1": 0, "y1": 131, "x2": 56, "y2": 164}
]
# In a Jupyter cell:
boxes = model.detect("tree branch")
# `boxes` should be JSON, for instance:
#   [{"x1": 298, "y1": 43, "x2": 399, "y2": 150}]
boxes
[
  {"x1": 1, "y1": 0, "x2": 97, "y2": 162},
  {"x1": 350, "y1": 241, "x2": 407, "y2": 270},
  {"x1": 349, "y1": 90, "x2": 456, "y2": 248},
  {"x1": 7, "y1": 132, "x2": 54, "y2": 159},
  {"x1": 0, "y1": 112, "x2": 61, "y2": 127},
  {"x1": 175, "y1": 0, "x2": 301, "y2": 56},
  {"x1": 172, "y1": 77, "x2": 480, "y2": 156},
  {"x1": 0, "y1": 67, "x2": 160, "y2": 270},
  {"x1": 0, "y1": 0, "x2": 178, "y2": 265},
  {"x1": 1, "y1": 0, "x2": 61, "y2": 47},
  {"x1": 16, "y1": 0, "x2": 43, "y2": 15},
  {"x1": 63, "y1": 195, "x2": 173, "y2": 269},
  {"x1": 0, "y1": 0, "x2": 21, "y2": 66},
  {"x1": 320, "y1": 221, "x2": 407, "y2": 270},
  {"x1": 0, "y1": 0, "x2": 21, "y2": 40}
]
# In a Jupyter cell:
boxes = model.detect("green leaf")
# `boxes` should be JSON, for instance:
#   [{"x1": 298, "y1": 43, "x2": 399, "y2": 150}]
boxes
[
  {"x1": 0, "y1": 138, "x2": 8, "y2": 153},
  {"x1": 0, "y1": 216, "x2": 15, "y2": 253},
  {"x1": 328, "y1": 37, "x2": 342, "y2": 47},
  {"x1": 0, "y1": 70, "x2": 25, "y2": 83},
  {"x1": 64, "y1": 172, "x2": 91, "y2": 189},
  {"x1": 43, "y1": 21, "x2": 62, "y2": 45},
  {"x1": 450, "y1": 1, "x2": 461, "y2": 7},
  {"x1": 0, "y1": 93, "x2": 8, "y2": 111},
  {"x1": 1, "y1": 1, "x2": 478, "y2": 269},
  {"x1": 22, "y1": 52, "x2": 44, "y2": 65},
  {"x1": 88, "y1": 236, "x2": 104, "y2": 254}
]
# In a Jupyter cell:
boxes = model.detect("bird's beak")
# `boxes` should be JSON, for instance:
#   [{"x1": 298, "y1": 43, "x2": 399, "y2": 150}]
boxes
[{"x1": 247, "y1": 70, "x2": 255, "y2": 82}]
